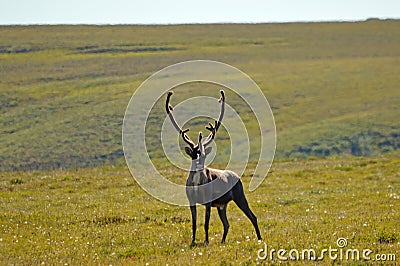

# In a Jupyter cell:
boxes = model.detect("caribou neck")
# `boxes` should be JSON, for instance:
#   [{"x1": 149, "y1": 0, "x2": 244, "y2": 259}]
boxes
[{"x1": 190, "y1": 159, "x2": 206, "y2": 173}]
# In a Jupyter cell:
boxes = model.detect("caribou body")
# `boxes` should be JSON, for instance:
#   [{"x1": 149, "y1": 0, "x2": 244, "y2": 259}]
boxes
[{"x1": 166, "y1": 90, "x2": 262, "y2": 246}]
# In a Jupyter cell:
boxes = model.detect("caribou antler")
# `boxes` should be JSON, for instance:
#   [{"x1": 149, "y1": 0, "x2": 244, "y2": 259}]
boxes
[
  {"x1": 166, "y1": 91, "x2": 196, "y2": 148},
  {"x1": 203, "y1": 90, "x2": 225, "y2": 147},
  {"x1": 166, "y1": 90, "x2": 225, "y2": 148}
]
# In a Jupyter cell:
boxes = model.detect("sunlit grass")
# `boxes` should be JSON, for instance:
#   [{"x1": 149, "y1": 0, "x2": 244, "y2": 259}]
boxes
[
  {"x1": 0, "y1": 22, "x2": 399, "y2": 263},
  {"x1": 1, "y1": 21, "x2": 400, "y2": 170},
  {"x1": 0, "y1": 157, "x2": 398, "y2": 265}
]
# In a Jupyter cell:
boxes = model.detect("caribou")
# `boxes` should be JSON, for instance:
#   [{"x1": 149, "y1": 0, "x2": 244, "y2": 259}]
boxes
[{"x1": 165, "y1": 90, "x2": 262, "y2": 247}]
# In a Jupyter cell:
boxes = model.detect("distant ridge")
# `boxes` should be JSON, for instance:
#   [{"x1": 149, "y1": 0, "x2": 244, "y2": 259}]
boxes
[{"x1": 0, "y1": 20, "x2": 399, "y2": 171}]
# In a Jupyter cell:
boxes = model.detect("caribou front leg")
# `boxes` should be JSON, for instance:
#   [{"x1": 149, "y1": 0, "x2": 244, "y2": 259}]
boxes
[
  {"x1": 204, "y1": 203, "x2": 211, "y2": 245},
  {"x1": 190, "y1": 205, "x2": 197, "y2": 247}
]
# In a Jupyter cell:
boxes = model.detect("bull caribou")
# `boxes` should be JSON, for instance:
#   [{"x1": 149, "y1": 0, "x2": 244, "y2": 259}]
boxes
[{"x1": 165, "y1": 90, "x2": 262, "y2": 247}]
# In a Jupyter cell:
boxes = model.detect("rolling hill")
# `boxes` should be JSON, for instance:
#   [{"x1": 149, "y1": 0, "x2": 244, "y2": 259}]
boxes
[{"x1": 0, "y1": 20, "x2": 399, "y2": 171}]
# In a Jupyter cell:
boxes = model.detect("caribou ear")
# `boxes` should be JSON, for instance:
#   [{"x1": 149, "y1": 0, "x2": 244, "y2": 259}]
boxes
[
  {"x1": 185, "y1": 147, "x2": 193, "y2": 156},
  {"x1": 205, "y1": 147, "x2": 212, "y2": 156}
]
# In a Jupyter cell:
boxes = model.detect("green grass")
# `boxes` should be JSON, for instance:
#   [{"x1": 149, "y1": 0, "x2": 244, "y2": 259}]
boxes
[
  {"x1": 1, "y1": 20, "x2": 400, "y2": 171},
  {"x1": 1, "y1": 21, "x2": 399, "y2": 264},
  {"x1": 0, "y1": 157, "x2": 398, "y2": 265}
]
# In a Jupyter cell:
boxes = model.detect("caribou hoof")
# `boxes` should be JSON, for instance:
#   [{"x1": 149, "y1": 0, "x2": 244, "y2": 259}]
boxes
[
  {"x1": 190, "y1": 240, "x2": 196, "y2": 248},
  {"x1": 204, "y1": 240, "x2": 209, "y2": 246}
]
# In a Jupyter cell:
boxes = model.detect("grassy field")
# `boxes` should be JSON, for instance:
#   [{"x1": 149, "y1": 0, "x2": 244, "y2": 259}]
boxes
[
  {"x1": 0, "y1": 21, "x2": 399, "y2": 265},
  {"x1": 1, "y1": 20, "x2": 399, "y2": 171},
  {"x1": 0, "y1": 156, "x2": 399, "y2": 265}
]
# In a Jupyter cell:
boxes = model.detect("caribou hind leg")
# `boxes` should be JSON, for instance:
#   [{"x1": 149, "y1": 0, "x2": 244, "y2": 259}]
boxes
[
  {"x1": 233, "y1": 183, "x2": 262, "y2": 240},
  {"x1": 217, "y1": 204, "x2": 230, "y2": 243}
]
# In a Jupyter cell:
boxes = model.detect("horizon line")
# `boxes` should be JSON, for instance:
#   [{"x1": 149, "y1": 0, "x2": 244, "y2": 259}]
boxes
[{"x1": 1, "y1": 17, "x2": 398, "y2": 27}]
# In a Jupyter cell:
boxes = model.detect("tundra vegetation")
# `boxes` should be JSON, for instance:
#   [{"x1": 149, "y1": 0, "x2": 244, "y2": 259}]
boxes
[
  {"x1": 1, "y1": 158, "x2": 399, "y2": 264},
  {"x1": 0, "y1": 20, "x2": 399, "y2": 264}
]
